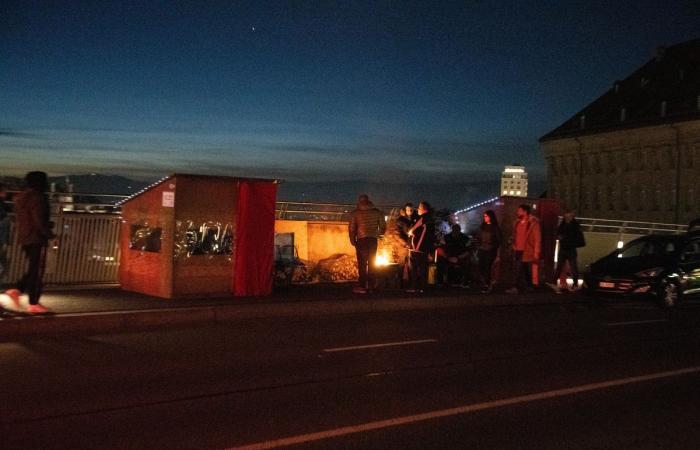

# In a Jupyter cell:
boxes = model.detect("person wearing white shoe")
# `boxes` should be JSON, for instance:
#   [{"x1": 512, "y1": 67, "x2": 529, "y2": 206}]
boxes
[
  {"x1": 6, "y1": 172, "x2": 54, "y2": 314},
  {"x1": 551, "y1": 208, "x2": 585, "y2": 294},
  {"x1": 0, "y1": 182, "x2": 14, "y2": 310}
]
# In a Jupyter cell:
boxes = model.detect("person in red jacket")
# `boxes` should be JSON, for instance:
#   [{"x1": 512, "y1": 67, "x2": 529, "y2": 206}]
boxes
[
  {"x1": 5, "y1": 171, "x2": 55, "y2": 313},
  {"x1": 506, "y1": 204, "x2": 541, "y2": 295}
]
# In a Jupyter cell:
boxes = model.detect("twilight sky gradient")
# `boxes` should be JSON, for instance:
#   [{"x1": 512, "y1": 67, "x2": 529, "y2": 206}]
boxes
[{"x1": 1, "y1": 1, "x2": 698, "y2": 207}]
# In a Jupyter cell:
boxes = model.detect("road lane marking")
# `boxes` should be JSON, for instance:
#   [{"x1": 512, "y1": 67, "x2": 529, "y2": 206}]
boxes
[
  {"x1": 606, "y1": 319, "x2": 669, "y2": 327},
  {"x1": 323, "y1": 339, "x2": 438, "y2": 353},
  {"x1": 610, "y1": 305, "x2": 657, "y2": 310},
  {"x1": 228, "y1": 366, "x2": 700, "y2": 450}
]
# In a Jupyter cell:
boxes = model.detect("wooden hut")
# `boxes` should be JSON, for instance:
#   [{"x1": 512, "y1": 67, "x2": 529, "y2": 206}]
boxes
[{"x1": 119, "y1": 174, "x2": 277, "y2": 298}]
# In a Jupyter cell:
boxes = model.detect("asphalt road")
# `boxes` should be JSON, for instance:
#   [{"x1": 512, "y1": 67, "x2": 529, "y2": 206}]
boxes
[{"x1": 2, "y1": 295, "x2": 700, "y2": 449}]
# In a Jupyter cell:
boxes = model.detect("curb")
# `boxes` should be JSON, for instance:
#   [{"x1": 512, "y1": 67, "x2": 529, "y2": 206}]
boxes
[{"x1": 0, "y1": 295, "x2": 576, "y2": 341}]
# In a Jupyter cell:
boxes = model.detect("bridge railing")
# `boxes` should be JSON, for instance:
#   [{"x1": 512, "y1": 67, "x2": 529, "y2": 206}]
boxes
[{"x1": 577, "y1": 217, "x2": 688, "y2": 235}]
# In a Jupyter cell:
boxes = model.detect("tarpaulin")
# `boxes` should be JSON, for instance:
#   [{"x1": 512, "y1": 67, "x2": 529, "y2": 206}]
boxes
[{"x1": 233, "y1": 180, "x2": 277, "y2": 296}]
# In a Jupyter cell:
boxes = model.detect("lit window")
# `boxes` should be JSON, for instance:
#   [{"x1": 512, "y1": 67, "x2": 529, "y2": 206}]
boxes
[
  {"x1": 517, "y1": 191, "x2": 521, "y2": 195},
  {"x1": 503, "y1": 190, "x2": 508, "y2": 195}
]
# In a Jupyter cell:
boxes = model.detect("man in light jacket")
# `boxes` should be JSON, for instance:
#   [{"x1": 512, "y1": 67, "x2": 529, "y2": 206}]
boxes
[
  {"x1": 506, "y1": 204, "x2": 541, "y2": 294},
  {"x1": 348, "y1": 194, "x2": 385, "y2": 294}
]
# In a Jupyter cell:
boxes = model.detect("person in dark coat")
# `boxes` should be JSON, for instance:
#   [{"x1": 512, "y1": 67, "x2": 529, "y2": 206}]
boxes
[
  {"x1": 392, "y1": 203, "x2": 416, "y2": 284},
  {"x1": 5, "y1": 172, "x2": 55, "y2": 313},
  {"x1": 437, "y1": 223, "x2": 471, "y2": 287},
  {"x1": 478, "y1": 210, "x2": 502, "y2": 293},
  {"x1": 407, "y1": 201, "x2": 435, "y2": 293},
  {"x1": 548, "y1": 208, "x2": 585, "y2": 293},
  {"x1": 396, "y1": 203, "x2": 416, "y2": 246},
  {"x1": 0, "y1": 183, "x2": 10, "y2": 283},
  {"x1": 348, "y1": 194, "x2": 386, "y2": 294}
]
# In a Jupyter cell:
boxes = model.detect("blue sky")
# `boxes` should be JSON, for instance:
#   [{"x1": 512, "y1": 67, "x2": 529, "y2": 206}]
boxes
[{"x1": 1, "y1": 1, "x2": 698, "y2": 206}]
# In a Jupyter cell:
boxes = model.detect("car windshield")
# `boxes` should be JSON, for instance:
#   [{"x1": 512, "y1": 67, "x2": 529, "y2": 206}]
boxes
[{"x1": 617, "y1": 237, "x2": 680, "y2": 258}]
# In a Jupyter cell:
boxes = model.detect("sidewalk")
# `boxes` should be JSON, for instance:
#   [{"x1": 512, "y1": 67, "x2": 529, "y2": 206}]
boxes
[{"x1": 0, "y1": 284, "x2": 577, "y2": 341}]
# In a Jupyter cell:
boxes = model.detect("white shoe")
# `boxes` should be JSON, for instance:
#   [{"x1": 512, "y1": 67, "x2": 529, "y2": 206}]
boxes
[
  {"x1": 27, "y1": 304, "x2": 51, "y2": 314},
  {"x1": 5, "y1": 289, "x2": 21, "y2": 308}
]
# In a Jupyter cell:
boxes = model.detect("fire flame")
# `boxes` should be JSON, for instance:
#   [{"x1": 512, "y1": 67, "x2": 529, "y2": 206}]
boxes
[{"x1": 375, "y1": 249, "x2": 391, "y2": 267}]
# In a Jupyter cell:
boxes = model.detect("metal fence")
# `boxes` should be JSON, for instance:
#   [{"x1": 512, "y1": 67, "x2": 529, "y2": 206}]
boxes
[
  {"x1": 3, "y1": 213, "x2": 121, "y2": 286},
  {"x1": 577, "y1": 217, "x2": 688, "y2": 235}
]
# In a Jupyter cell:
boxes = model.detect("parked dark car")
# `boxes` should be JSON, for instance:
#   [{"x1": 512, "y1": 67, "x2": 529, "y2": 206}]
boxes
[{"x1": 583, "y1": 234, "x2": 700, "y2": 307}]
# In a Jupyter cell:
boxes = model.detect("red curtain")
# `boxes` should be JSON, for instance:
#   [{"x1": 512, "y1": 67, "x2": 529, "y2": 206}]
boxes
[{"x1": 233, "y1": 180, "x2": 278, "y2": 296}]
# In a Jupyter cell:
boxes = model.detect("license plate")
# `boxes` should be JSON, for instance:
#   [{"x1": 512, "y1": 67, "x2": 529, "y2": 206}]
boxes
[{"x1": 599, "y1": 281, "x2": 615, "y2": 289}]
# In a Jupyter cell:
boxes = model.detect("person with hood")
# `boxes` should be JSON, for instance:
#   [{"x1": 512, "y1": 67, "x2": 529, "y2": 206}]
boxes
[
  {"x1": 407, "y1": 201, "x2": 435, "y2": 293},
  {"x1": 348, "y1": 194, "x2": 386, "y2": 294},
  {"x1": 5, "y1": 171, "x2": 55, "y2": 313},
  {"x1": 506, "y1": 204, "x2": 541, "y2": 295}
]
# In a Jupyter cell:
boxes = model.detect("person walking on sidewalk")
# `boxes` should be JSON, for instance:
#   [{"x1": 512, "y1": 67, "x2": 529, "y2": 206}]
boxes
[
  {"x1": 0, "y1": 183, "x2": 11, "y2": 285},
  {"x1": 407, "y1": 201, "x2": 435, "y2": 293},
  {"x1": 5, "y1": 171, "x2": 55, "y2": 313},
  {"x1": 348, "y1": 194, "x2": 386, "y2": 294},
  {"x1": 506, "y1": 204, "x2": 541, "y2": 295},
  {"x1": 548, "y1": 208, "x2": 586, "y2": 294}
]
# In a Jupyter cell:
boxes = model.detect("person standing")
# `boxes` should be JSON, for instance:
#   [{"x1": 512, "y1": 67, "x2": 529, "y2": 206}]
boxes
[
  {"x1": 506, "y1": 204, "x2": 541, "y2": 295},
  {"x1": 438, "y1": 224, "x2": 471, "y2": 287},
  {"x1": 548, "y1": 208, "x2": 585, "y2": 293},
  {"x1": 0, "y1": 183, "x2": 10, "y2": 284},
  {"x1": 407, "y1": 201, "x2": 435, "y2": 293},
  {"x1": 348, "y1": 194, "x2": 385, "y2": 294},
  {"x1": 0, "y1": 183, "x2": 11, "y2": 315},
  {"x1": 393, "y1": 203, "x2": 415, "y2": 285},
  {"x1": 478, "y1": 210, "x2": 502, "y2": 293},
  {"x1": 5, "y1": 172, "x2": 55, "y2": 313}
]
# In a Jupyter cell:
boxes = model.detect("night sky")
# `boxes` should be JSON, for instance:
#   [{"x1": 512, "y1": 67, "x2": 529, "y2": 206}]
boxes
[{"x1": 1, "y1": 1, "x2": 698, "y2": 208}]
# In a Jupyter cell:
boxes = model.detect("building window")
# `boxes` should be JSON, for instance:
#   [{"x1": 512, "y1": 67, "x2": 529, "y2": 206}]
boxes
[
  {"x1": 639, "y1": 188, "x2": 647, "y2": 211},
  {"x1": 668, "y1": 189, "x2": 676, "y2": 212},
  {"x1": 653, "y1": 149, "x2": 661, "y2": 170},
  {"x1": 688, "y1": 187, "x2": 695, "y2": 212},
  {"x1": 665, "y1": 146, "x2": 676, "y2": 170},
  {"x1": 653, "y1": 185, "x2": 661, "y2": 211},
  {"x1": 593, "y1": 153, "x2": 601, "y2": 172},
  {"x1": 637, "y1": 150, "x2": 645, "y2": 171},
  {"x1": 686, "y1": 145, "x2": 694, "y2": 168},
  {"x1": 606, "y1": 153, "x2": 615, "y2": 174},
  {"x1": 608, "y1": 186, "x2": 616, "y2": 211},
  {"x1": 548, "y1": 157, "x2": 557, "y2": 177}
]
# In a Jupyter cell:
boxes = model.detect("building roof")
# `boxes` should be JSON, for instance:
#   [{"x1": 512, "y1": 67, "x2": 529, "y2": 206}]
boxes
[
  {"x1": 117, "y1": 173, "x2": 280, "y2": 205},
  {"x1": 540, "y1": 38, "x2": 700, "y2": 142}
]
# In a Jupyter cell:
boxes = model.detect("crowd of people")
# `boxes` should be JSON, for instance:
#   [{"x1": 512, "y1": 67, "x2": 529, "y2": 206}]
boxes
[{"x1": 348, "y1": 193, "x2": 588, "y2": 296}]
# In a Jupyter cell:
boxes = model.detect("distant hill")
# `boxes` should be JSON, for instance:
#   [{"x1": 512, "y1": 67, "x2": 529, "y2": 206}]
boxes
[{"x1": 48, "y1": 174, "x2": 151, "y2": 196}]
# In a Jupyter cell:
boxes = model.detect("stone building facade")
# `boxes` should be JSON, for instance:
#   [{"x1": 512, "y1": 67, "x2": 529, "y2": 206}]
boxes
[{"x1": 540, "y1": 39, "x2": 700, "y2": 224}]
